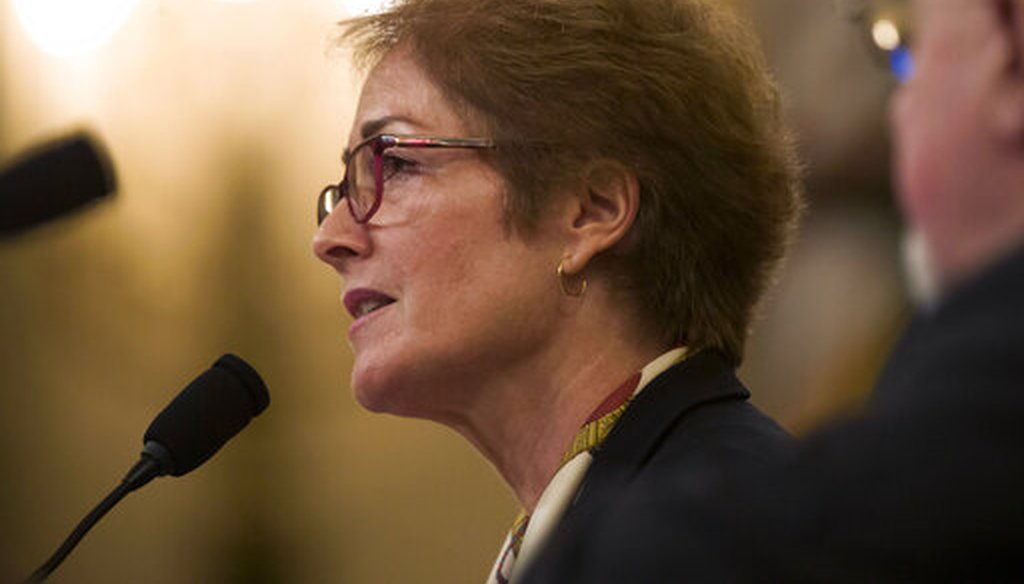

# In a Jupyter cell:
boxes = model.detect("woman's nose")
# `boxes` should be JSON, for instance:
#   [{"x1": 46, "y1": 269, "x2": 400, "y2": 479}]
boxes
[{"x1": 312, "y1": 203, "x2": 371, "y2": 271}]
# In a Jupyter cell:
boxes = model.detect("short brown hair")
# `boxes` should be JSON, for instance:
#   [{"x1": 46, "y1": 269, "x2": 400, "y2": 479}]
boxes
[{"x1": 340, "y1": 0, "x2": 803, "y2": 365}]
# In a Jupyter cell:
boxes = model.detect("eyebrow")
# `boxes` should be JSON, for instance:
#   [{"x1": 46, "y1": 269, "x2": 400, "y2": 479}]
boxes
[
  {"x1": 342, "y1": 115, "x2": 419, "y2": 161},
  {"x1": 361, "y1": 115, "x2": 417, "y2": 140}
]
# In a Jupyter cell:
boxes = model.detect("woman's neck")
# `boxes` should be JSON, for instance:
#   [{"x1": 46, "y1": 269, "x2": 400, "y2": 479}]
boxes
[{"x1": 442, "y1": 315, "x2": 665, "y2": 512}]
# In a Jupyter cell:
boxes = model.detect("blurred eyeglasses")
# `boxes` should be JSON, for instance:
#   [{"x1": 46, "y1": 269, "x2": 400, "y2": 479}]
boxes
[
  {"x1": 836, "y1": 0, "x2": 914, "y2": 83},
  {"x1": 318, "y1": 133, "x2": 495, "y2": 225}
]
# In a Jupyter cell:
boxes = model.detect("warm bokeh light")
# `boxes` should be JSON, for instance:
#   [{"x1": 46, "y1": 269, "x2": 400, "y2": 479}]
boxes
[
  {"x1": 871, "y1": 18, "x2": 902, "y2": 52},
  {"x1": 12, "y1": 0, "x2": 140, "y2": 56}
]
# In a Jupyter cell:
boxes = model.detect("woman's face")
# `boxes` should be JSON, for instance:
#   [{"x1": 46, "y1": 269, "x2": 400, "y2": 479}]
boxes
[{"x1": 313, "y1": 48, "x2": 567, "y2": 422}]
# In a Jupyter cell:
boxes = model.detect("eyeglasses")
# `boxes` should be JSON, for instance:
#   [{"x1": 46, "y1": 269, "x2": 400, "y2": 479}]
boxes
[
  {"x1": 837, "y1": 0, "x2": 914, "y2": 83},
  {"x1": 317, "y1": 133, "x2": 495, "y2": 225}
]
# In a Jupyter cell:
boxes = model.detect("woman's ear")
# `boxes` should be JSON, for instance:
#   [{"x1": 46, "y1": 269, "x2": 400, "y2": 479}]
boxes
[{"x1": 560, "y1": 159, "x2": 640, "y2": 274}]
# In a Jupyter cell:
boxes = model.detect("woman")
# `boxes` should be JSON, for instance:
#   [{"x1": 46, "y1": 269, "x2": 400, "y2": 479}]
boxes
[{"x1": 312, "y1": 0, "x2": 802, "y2": 581}]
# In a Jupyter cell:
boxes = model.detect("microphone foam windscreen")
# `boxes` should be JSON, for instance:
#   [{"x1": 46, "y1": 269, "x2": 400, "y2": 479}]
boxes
[
  {"x1": 143, "y1": 354, "x2": 270, "y2": 477},
  {"x1": 0, "y1": 132, "x2": 117, "y2": 236}
]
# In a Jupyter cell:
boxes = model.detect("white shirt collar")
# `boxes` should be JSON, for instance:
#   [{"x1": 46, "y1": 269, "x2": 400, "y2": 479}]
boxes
[{"x1": 487, "y1": 347, "x2": 690, "y2": 584}]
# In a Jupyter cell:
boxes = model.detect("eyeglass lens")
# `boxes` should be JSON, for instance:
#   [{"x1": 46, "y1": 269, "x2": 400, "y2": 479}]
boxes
[
  {"x1": 317, "y1": 185, "x2": 338, "y2": 225},
  {"x1": 318, "y1": 135, "x2": 492, "y2": 226},
  {"x1": 347, "y1": 140, "x2": 380, "y2": 222},
  {"x1": 317, "y1": 139, "x2": 381, "y2": 226}
]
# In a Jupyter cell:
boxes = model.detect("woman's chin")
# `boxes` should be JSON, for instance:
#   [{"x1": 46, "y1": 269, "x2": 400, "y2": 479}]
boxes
[
  {"x1": 351, "y1": 354, "x2": 467, "y2": 420},
  {"x1": 352, "y1": 371, "x2": 426, "y2": 417},
  {"x1": 351, "y1": 375, "x2": 395, "y2": 413}
]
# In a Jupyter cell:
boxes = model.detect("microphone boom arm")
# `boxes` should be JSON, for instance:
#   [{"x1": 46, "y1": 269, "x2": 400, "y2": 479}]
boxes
[{"x1": 24, "y1": 456, "x2": 162, "y2": 583}]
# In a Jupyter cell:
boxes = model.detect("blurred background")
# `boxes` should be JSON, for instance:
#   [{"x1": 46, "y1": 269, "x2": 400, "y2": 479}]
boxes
[{"x1": 0, "y1": 0, "x2": 909, "y2": 581}]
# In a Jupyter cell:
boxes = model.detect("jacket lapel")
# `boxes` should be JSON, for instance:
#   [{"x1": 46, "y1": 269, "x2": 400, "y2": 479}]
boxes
[{"x1": 568, "y1": 350, "x2": 750, "y2": 513}]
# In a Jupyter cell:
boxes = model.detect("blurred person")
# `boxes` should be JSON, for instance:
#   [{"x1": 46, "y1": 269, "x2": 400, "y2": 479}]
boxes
[
  {"x1": 524, "y1": 0, "x2": 1024, "y2": 581},
  {"x1": 311, "y1": 0, "x2": 802, "y2": 581}
]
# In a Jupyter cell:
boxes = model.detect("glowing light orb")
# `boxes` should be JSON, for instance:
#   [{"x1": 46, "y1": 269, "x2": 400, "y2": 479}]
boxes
[
  {"x1": 13, "y1": 0, "x2": 140, "y2": 57},
  {"x1": 871, "y1": 18, "x2": 902, "y2": 52}
]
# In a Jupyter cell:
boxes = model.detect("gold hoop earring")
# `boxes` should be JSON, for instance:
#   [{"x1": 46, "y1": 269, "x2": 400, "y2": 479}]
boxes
[{"x1": 557, "y1": 258, "x2": 588, "y2": 298}]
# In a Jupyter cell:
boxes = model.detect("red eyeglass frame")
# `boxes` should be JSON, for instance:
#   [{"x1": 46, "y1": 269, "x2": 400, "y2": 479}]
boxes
[{"x1": 317, "y1": 133, "x2": 495, "y2": 225}]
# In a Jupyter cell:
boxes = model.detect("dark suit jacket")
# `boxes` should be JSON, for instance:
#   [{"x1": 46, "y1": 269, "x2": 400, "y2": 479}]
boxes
[
  {"x1": 523, "y1": 349, "x2": 795, "y2": 580},
  {"x1": 526, "y1": 248, "x2": 1024, "y2": 583}
]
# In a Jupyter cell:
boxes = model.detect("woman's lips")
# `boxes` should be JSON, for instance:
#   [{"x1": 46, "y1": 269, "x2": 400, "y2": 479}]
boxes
[{"x1": 343, "y1": 288, "x2": 397, "y2": 320}]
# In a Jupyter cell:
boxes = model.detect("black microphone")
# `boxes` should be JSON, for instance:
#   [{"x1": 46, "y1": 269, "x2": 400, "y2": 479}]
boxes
[
  {"x1": 24, "y1": 354, "x2": 270, "y2": 583},
  {"x1": 0, "y1": 132, "x2": 117, "y2": 237}
]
